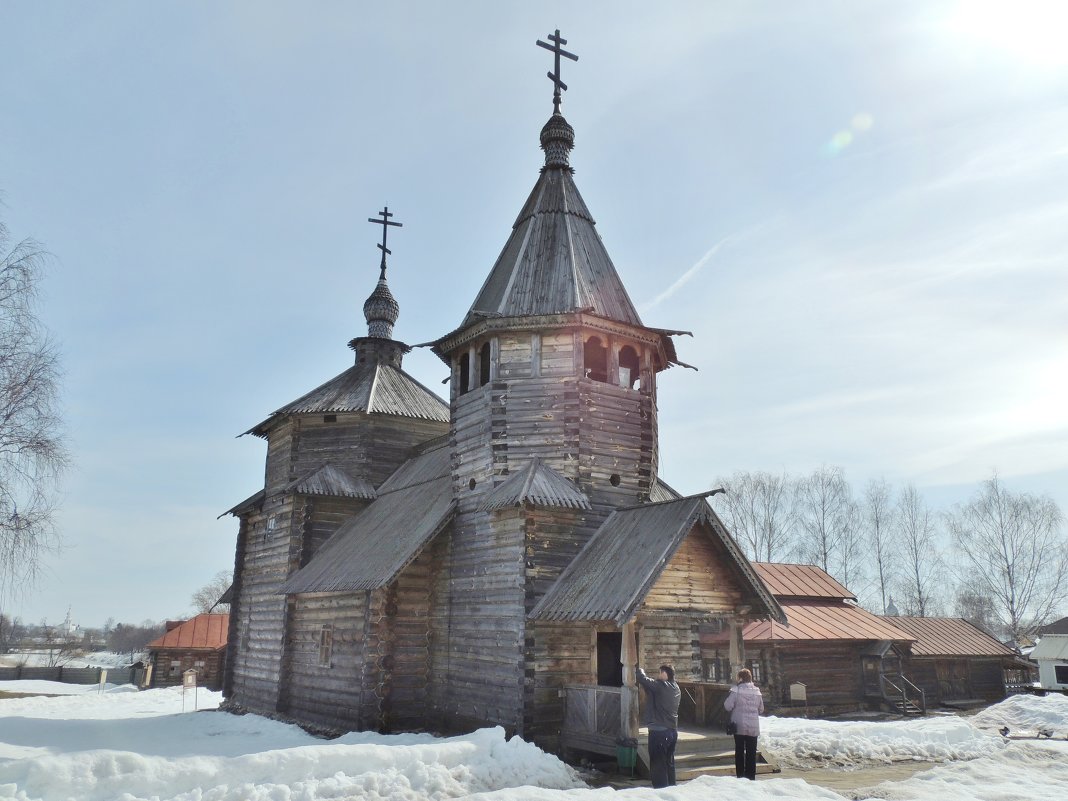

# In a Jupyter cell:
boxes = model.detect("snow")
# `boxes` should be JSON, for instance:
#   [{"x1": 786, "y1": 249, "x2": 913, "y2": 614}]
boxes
[{"x1": 1, "y1": 684, "x2": 1066, "y2": 801}]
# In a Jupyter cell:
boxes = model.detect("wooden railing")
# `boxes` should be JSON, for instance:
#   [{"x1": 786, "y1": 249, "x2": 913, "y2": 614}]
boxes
[{"x1": 881, "y1": 673, "x2": 926, "y2": 714}]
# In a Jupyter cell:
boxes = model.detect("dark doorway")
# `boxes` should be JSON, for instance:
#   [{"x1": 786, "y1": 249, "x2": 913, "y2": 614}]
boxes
[{"x1": 597, "y1": 632, "x2": 623, "y2": 687}]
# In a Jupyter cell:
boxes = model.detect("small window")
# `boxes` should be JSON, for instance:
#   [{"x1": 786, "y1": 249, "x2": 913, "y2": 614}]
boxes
[
  {"x1": 458, "y1": 352, "x2": 471, "y2": 395},
  {"x1": 1056, "y1": 664, "x2": 1068, "y2": 685},
  {"x1": 479, "y1": 342, "x2": 492, "y2": 387},
  {"x1": 618, "y1": 345, "x2": 640, "y2": 389},
  {"x1": 318, "y1": 624, "x2": 333, "y2": 668},
  {"x1": 169, "y1": 660, "x2": 181, "y2": 677},
  {"x1": 323, "y1": 414, "x2": 337, "y2": 423},
  {"x1": 703, "y1": 656, "x2": 730, "y2": 683},
  {"x1": 583, "y1": 336, "x2": 608, "y2": 383},
  {"x1": 747, "y1": 659, "x2": 763, "y2": 684}
]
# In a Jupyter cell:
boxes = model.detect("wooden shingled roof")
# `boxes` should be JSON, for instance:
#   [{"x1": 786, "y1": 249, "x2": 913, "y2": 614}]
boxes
[
  {"x1": 531, "y1": 495, "x2": 785, "y2": 626},
  {"x1": 147, "y1": 614, "x2": 229, "y2": 651},
  {"x1": 245, "y1": 363, "x2": 448, "y2": 436},
  {"x1": 285, "y1": 464, "x2": 377, "y2": 500},
  {"x1": 280, "y1": 445, "x2": 454, "y2": 594},
  {"x1": 886, "y1": 616, "x2": 1016, "y2": 658},
  {"x1": 478, "y1": 457, "x2": 590, "y2": 511},
  {"x1": 462, "y1": 166, "x2": 642, "y2": 329},
  {"x1": 752, "y1": 562, "x2": 855, "y2": 600}
]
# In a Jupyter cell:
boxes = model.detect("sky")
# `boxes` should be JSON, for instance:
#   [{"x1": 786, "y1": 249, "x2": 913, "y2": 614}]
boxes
[{"x1": 1, "y1": 1, "x2": 1066, "y2": 628}]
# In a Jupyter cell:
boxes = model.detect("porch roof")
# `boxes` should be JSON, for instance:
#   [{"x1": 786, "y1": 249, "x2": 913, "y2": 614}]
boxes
[{"x1": 530, "y1": 494, "x2": 786, "y2": 626}]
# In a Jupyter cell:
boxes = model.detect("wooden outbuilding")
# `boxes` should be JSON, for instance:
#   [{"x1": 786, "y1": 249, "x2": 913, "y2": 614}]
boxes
[
  {"x1": 703, "y1": 563, "x2": 918, "y2": 715},
  {"x1": 222, "y1": 36, "x2": 784, "y2": 768},
  {"x1": 147, "y1": 613, "x2": 229, "y2": 690},
  {"x1": 888, "y1": 615, "x2": 1035, "y2": 702}
]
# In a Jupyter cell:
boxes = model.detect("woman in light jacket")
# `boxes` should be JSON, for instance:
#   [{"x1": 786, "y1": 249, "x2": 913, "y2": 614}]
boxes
[{"x1": 723, "y1": 668, "x2": 764, "y2": 780}]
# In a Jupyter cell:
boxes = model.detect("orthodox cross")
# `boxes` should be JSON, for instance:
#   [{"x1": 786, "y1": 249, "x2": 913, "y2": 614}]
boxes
[
  {"x1": 536, "y1": 29, "x2": 578, "y2": 114},
  {"x1": 367, "y1": 206, "x2": 403, "y2": 278}
]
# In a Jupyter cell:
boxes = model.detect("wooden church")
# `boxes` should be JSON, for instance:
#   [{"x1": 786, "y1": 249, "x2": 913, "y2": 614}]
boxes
[{"x1": 222, "y1": 31, "x2": 784, "y2": 758}]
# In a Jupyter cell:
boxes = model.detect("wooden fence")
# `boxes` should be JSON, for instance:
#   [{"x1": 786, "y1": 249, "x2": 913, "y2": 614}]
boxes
[{"x1": 0, "y1": 666, "x2": 140, "y2": 685}]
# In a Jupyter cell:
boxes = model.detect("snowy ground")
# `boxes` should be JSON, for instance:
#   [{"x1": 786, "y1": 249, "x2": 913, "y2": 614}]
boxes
[
  {"x1": 0, "y1": 684, "x2": 1065, "y2": 801},
  {"x1": 0, "y1": 650, "x2": 135, "y2": 669}
]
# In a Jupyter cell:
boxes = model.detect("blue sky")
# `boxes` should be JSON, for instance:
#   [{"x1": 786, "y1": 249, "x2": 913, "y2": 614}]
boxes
[{"x1": 2, "y1": 1, "x2": 1066, "y2": 627}]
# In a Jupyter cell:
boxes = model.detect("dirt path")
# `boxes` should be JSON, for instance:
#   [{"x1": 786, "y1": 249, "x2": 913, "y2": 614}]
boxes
[{"x1": 766, "y1": 761, "x2": 933, "y2": 797}]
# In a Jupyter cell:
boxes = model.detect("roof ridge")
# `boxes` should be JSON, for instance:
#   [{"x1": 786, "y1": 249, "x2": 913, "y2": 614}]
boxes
[{"x1": 518, "y1": 456, "x2": 541, "y2": 501}]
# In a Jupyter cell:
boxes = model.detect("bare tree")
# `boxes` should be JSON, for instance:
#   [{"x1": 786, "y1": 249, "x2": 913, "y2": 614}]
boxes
[
  {"x1": 0, "y1": 220, "x2": 67, "y2": 600},
  {"x1": 191, "y1": 569, "x2": 233, "y2": 614},
  {"x1": 897, "y1": 484, "x2": 943, "y2": 617},
  {"x1": 945, "y1": 473, "x2": 1066, "y2": 642},
  {"x1": 714, "y1": 471, "x2": 795, "y2": 562},
  {"x1": 954, "y1": 583, "x2": 1001, "y2": 637},
  {"x1": 863, "y1": 478, "x2": 898, "y2": 614},
  {"x1": 793, "y1": 465, "x2": 863, "y2": 587}
]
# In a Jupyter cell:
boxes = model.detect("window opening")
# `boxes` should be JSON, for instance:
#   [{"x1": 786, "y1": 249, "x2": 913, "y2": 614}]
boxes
[
  {"x1": 597, "y1": 632, "x2": 623, "y2": 687},
  {"x1": 318, "y1": 624, "x2": 333, "y2": 667},
  {"x1": 583, "y1": 336, "x2": 608, "y2": 383},
  {"x1": 458, "y1": 352, "x2": 471, "y2": 395},
  {"x1": 479, "y1": 342, "x2": 491, "y2": 387},
  {"x1": 618, "y1": 345, "x2": 640, "y2": 389}
]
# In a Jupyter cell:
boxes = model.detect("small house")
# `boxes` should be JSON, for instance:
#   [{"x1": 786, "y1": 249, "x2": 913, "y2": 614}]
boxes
[
  {"x1": 1030, "y1": 634, "x2": 1068, "y2": 692},
  {"x1": 146, "y1": 613, "x2": 229, "y2": 690},
  {"x1": 887, "y1": 616, "x2": 1033, "y2": 702},
  {"x1": 703, "y1": 563, "x2": 916, "y2": 714}
]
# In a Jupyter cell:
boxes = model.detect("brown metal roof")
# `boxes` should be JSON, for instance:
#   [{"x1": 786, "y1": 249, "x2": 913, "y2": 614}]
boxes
[
  {"x1": 752, "y1": 562, "x2": 855, "y2": 600},
  {"x1": 286, "y1": 464, "x2": 377, "y2": 500},
  {"x1": 280, "y1": 446, "x2": 454, "y2": 594},
  {"x1": 741, "y1": 601, "x2": 914, "y2": 643},
  {"x1": 246, "y1": 362, "x2": 448, "y2": 436},
  {"x1": 530, "y1": 495, "x2": 786, "y2": 626},
  {"x1": 479, "y1": 457, "x2": 590, "y2": 511},
  {"x1": 886, "y1": 616, "x2": 1017, "y2": 658},
  {"x1": 147, "y1": 614, "x2": 229, "y2": 651}
]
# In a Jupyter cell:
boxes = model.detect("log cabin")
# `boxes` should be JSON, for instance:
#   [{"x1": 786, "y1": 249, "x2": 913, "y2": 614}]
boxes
[
  {"x1": 221, "y1": 33, "x2": 785, "y2": 764},
  {"x1": 147, "y1": 613, "x2": 229, "y2": 691}
]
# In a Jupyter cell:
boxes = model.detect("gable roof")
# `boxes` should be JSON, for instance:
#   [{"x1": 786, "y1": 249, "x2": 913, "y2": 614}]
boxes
[
  {"x1": 1038, "y1": 615, "x2": 1068, "y2": 635},
  {"x1": 280, "y1": 445, "x2": 454, "y2": 594},
  {"x1": 285, "y1": 464, "x2": 377, "y2": 500},
  {"x1": 752, "y1": 562, "x2": 855, "y2": 601},
  {"x1": 478, "y1": 457, "x2": 591, "y2": 512},
  {"x1": 246, "y1": 362, "x2": 448, "y2": 436},
  {"x1": 147, "y1": 614, "x2": 229, "y2": 651},
  {"x1": 886, "y1": 616, "x2": 1017, "y2": 658},
  {"x1": 741, "y1": 601, "x2": 914, "y2": 643},
  {"x1": 530, "y1": 494, "x2": 785, "y2": 626},
  {"x1": 1031, "y1": 634, "x2": 1068, "y2": 660}
]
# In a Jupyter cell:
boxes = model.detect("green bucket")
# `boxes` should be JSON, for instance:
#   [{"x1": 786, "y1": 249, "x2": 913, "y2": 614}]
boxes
[{"x1": 616, "y1": 745, "x2": 637, "y2": 775}]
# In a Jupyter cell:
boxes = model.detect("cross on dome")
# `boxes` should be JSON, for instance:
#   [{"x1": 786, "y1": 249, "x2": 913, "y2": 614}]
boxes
[
  {"x1": 536, "y1": 29, "x2": 578, "y2": 114},
  {"x1": 367, "y1": 206, "x2": 403, "y2": 278}
]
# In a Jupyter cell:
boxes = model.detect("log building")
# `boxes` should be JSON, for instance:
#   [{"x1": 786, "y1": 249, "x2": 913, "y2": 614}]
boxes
[{"x1": 222, "y1": 33, "x2": 784, "y2": 759}]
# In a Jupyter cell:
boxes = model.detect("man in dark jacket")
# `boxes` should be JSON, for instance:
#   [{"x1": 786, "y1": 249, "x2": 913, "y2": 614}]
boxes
[{"x1": 636, "y1": 664, "x2": 681, "y2": 788}]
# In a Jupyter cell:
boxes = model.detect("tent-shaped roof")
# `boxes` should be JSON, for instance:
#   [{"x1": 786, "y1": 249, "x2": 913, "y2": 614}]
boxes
[
  {"x1": 147, "y1": 614, "x2": 229, "y2": 651},
  {"x1": 741, "y1": 601, "x2": 914, "y2": 643},
  {"x1": 886, "y1": 616, "x2": 1016, "y2": 658},
  {"x1": 530, "y1": 494, "x2": 785, "y2": 626},
  {"x1": 281, "y1": 445, "x2": 454, "y2": 594},
  {"x1": 478, "y1": 457, "x2": 590, "y2": 511},
  {"x1": 285, "y1": 464, "x2": 377, "y2": 500},
  {"x1": 752, "y1": 562, "x2": 855, "y2": 601},
  {"x1": 246, "y1": 362, "x2": 448, "y2": 436}
]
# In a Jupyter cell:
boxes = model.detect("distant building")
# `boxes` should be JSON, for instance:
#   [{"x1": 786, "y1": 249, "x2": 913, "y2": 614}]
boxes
[
  {"x1": 1029, "y1": 634, "x2": 1068, "y2": 692},
  {"x1": 146, "y1": 614, "x2": 229, "y2": 690},
  {"x1": 1037, "y1": 615, "x2": 1068, "y2": 636}
]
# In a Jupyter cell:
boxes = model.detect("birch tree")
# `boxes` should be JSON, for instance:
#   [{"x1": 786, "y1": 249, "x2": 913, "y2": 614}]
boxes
[
  {"x1": 945, "y1": 474, "x2": 1066, "y2": 642},
  {"x1": 863, "y1": 477, "x2": 898, "y2": 614},
  {"x1": 714, "y1": 470, "x2": 795, "y2": 562},
  {"x1": 794, "y1": 465, "x2": 863, "y2": 587},
  {"x1": 0, "y1": 220, "x2": 67, "y2": 600},
  {"x1": 897, "y1": 484, "x2": 943, "y2": 616}
]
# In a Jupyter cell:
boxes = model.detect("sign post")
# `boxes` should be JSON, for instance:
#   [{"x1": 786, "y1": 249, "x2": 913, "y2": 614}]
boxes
[
  {"x1": 182, "y1": 669, "x2": 198, "y2": 712},
  {"x1": 98, "y1": 668, "x2": 108, "y2": 694}
]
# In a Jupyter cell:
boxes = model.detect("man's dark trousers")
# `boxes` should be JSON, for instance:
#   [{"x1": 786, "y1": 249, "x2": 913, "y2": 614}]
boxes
[
  {"x1": 734, "y1": 734, "x2": 758, "y2": 780},
  {"x1": 648, "y1": 728, "x2": 678, "y2": 788}
]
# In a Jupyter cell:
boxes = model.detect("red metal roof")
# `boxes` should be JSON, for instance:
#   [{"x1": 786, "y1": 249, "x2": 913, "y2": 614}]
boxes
[
  {"x1": 147, "y1": 613, "x2": 229, "y2": 651},
  {"x1": 739, "y1": 601, "x2": 914, "y2": 643},
  {"x1": 752, "y1": 562, "x2": 855, "y2": 600},
  {"x1": 884, "y1": 616, "x2": 1015, "y2": 658}
]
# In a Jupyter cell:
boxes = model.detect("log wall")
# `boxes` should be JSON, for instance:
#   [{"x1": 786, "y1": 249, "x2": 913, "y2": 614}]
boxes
[
  {"x1": 150, "y1": 649, "x2": 226, "y2": 690},
  {"x1": 643, "y1": 531, "x2": 744, "y2": 615}
]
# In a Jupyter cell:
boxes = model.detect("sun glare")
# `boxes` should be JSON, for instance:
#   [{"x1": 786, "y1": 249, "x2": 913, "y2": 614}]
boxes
[{"x1": 948, "y1": 0, "x2": 1068, "y2": 68}]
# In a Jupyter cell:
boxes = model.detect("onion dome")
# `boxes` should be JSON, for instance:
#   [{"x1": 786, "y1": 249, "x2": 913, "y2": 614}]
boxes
[
  {"x1": 363, "y1": 269, "x2": 400, "y2": 339},
  {"x1": 540, "y1": 112, "x2": 575, "y2": 169}
]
